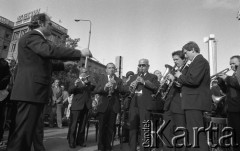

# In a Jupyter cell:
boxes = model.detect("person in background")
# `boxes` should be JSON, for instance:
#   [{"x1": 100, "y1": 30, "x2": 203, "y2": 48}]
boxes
[
  {"x1": 211, "y1": 80, "x2": 223, "y2": 97},
  {"x1": 61, "y1": 85, "x2": 69, "y2": 118},
  {"x1": 50, "y1": 79, "x2": 63, "y2": 128},
  {"x1": 7, "y1": 13, "x2": 92, "y2": 151},
  {"x1": 153, "y1": 70, "x2": 162, "y2": 82},
  {"x1": 122, "y1": 71, "x2": 134, "y2": 143}
]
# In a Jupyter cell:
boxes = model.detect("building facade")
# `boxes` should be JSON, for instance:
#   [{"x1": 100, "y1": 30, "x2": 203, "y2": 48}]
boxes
[
  {"x1": 6, "y1": 9, "x2": 106, "y2": 79},
  {"x1": 0, "y1": 16, "x2": 14, "y2": 58},
  {"x1": 79, "y1": 57, "x2": 106, "y2": 77},
  {"x1": 7, "y1": 9, "x2": 69, "y2": 60}
]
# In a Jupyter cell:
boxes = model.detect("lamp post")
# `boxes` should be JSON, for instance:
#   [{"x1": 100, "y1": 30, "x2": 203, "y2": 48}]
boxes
[
  {"x1": 203, "y1": 34, "x2": 217, "y2": 76},
  {"x1": 237, "y1": 10, "x2": 240, "y2": 20},
  {"x1": 74, "y1": 19, "x2": 92, "y2": 68}
]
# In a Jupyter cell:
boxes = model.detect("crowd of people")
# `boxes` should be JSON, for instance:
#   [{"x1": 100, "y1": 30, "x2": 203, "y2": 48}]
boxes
[{"x1": 0, "y1": 12, "x2": 240, "y2": 151}]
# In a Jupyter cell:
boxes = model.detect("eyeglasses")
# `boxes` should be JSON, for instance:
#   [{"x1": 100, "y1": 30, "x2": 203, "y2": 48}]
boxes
[{"x1": 138, "y1": 64, "x2": 147, "y2": 67}]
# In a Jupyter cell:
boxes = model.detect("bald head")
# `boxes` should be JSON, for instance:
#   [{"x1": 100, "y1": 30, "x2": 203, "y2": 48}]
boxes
[
  {"x1": 138, "y1": 58, "x2": 149, "y2": 74},
  {"x1": 139, "y1": 59, "x2": 149, "y2": 65}
]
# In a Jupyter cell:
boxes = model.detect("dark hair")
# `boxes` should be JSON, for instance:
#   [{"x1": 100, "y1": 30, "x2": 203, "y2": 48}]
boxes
[
  {"x1": 106, "y1": 62, "x2": 116, "y2": 68},
  {"x1": 28, "y1": 13, "x2": 48, "y2": 30},
  {"x1": 126, "y1": 71, "x2": 134, "y2": 78},
  {"x1": 172, "y1": 50, "x2": 185, "y2": 60},
  {"x1": 182, "y1": 41, "x2": 200, "y2": 53},
  {"x1": 230, "y1": 55, "x2": 240, "y2": 61}
]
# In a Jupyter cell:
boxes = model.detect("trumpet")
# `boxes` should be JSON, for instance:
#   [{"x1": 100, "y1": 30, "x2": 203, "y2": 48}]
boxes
[
  {"x1": 211, "y1": 68, "x2": 230, "y2": 81},
  {"x1": 153, "y1": 64, "x2": 176, "y2": 98},
  {"x1": 161, "y1": 60, "x2": 189, "y2": 99},
  {"x1": 128, "y1": 74, "x2": 143, "y2": 100}
]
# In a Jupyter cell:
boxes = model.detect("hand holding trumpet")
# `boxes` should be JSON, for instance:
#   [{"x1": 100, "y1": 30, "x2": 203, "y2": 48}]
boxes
[
  {"x1": 174, "y1": 70, "x2": 182, "y2": 78},
  {"x1": 217, "y1": 73, "x2": 228, "y2": 81}
]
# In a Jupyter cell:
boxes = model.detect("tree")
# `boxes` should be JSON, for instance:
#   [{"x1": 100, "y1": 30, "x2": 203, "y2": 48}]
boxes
[
  {"x1": 66, "y1": 38, "x2": 80, "y2": 48},
  {"x1": 52, "y1": 37, "x2": 81, "y2": 90}
]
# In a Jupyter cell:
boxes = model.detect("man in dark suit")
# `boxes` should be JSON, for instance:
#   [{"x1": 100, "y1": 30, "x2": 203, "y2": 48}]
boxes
[
  {"x1": 164, "y1": 50, "x2": 188, "y2": 151},
  {"x1": 68, "y1": 72, "x2": 95, "y2": 148},
  {"x1": 126, "y1": 59, "x2": 159, "y2": 151},
  {"x1": 174, "y1": 41, "x2": 211, "y2": 151},
  {"x1": 218, "y1": 55, "x2": 240, "y2": 151},
  {"x1": 7, "y1": 13, "x2": 92, "y2": 151},
  {"x1": 94, "y1": 63, "x2": 123, "y2": 151},
  {"x1": 0, "y1": 58, "x2": 11, "y2": 146}
]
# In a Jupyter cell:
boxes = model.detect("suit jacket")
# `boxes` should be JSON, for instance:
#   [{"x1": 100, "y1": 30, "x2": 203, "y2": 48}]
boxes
[
  {"x1": 164, "y1": 65, "x2": 189, "y2": 114},
  {"x1": 218, "y1": 74, "x2": 240, "y2": 112},
  {"x1": 69, "y1": 80, "x2": 95, "y2": 110},
  {"x1": 177, "y1": 55, "x2": 212, "y2": 111},
  {"x1": 126, "y1": 72, "x2": 159, "y2": 110},
  {"x1": 0, "y1": 58, "x2": 11, "y2": 90},
  {"x1": 94, "y1": 74, "x2": 123, "y2": 113},
  {"x1": 11, "y1": 30, "x2": 81, "y2": 103}
]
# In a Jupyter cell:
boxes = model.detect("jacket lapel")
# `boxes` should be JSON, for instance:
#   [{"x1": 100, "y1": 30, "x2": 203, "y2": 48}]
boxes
[{"x1": 188, "y1": 54, "x2": 202, "y2": 70}]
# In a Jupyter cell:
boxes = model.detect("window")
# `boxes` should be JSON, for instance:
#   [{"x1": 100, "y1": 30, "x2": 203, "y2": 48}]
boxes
[
  {"x1": 0, "y1": 29, "x2": 4, "y2": 38},
  {"x1": 3, "y1": 45, "x2": 7, "y2": 50},
  {"x1": 11, "y1": 44, "x2": 16, "y2": 52},
  {"x1": 20, "y1": 29, "x2": 28, "y2": 37},
  {"x1": 5, "y1": 33, "x2": 11, "y2": 39},
  {"x1": 12, "y1": 31, "x2": 20, "y2": 41}
]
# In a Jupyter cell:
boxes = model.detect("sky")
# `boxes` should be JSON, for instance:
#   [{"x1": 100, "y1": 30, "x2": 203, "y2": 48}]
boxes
[{"x1": 1, "y1": 0, "x2": 240, "y2": 76}]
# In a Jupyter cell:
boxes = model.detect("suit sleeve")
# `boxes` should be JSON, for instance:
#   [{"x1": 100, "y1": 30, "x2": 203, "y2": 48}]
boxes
[
  {"x1": 144, "y1": 75, "x2": 159, "y2": 92},
  {"x1": 52, "y1": 62, "x2": 64, "y2": 71},
  {"x1": 225, "y1": 75, "x2": 240, "y2": 90},
  {"x1": 0, "y1": 61, "x2": 11, "y2": 90},
  {"x1": 111, "y1": 79, "x2": 127, "y2": 95},
  {"x1": 26, "y1": 34, "x2": 81, "y2": 60},
  {"x1": 68, "y1": 82, "x2": 86, "y2": 95},
  {"x1": 122, "y1": 76, "x2": 135, "y2": 94},
  {"x1": 94, "y1": 77, "x2": 108, "y2": 95},
  {"x1": 178, "y1": 59, "x2": 207, "y2": 86},
  {"x1": 217, "y1": 78, "x2": 227, "y2": 93}
]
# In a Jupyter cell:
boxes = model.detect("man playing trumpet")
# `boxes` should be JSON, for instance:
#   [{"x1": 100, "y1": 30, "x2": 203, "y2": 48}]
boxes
[
  {"x1": 68, "y1": 71, "x2": 95, "y2": 148},
  {"x1": 217, "y1": 55, "x2": 240, "y2": 151}
]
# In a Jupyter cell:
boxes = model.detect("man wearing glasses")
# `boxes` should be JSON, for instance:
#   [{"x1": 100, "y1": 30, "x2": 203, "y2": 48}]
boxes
[
  {"x1": 126, "y1": 59, "x2": 159, "y2": 151},
  {"x1": 8, "y1": 13, "x2": 92, "y2": 151}
]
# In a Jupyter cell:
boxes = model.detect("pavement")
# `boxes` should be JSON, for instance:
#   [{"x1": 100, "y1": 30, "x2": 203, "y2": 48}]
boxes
[{"x1": 0, "y1": 125, "x2": 163, "y2": 151}]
